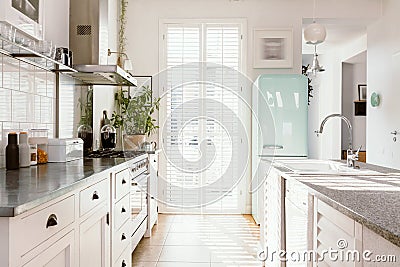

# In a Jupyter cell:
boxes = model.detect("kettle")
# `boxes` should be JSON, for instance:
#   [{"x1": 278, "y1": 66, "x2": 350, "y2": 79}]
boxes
[{"x1": 141, "y1": 141, "x2": 157, "y2": 152}]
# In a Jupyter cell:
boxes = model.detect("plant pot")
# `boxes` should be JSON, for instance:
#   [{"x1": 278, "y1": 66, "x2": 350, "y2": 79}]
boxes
[{"x1": 123, "y1": 134, "x2": 146, "y2": 150}]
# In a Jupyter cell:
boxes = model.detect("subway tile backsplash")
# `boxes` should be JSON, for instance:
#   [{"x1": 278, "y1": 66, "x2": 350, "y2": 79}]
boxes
[{"x1": 0, "y1": 54, "x2": 56, "y2": 168}]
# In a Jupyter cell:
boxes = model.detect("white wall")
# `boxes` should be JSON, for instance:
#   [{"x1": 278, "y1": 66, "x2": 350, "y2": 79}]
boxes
[
  {"x1": 126, "y1": 0, "x2": 381, "y2": 81},
  {"x1": 367, "y1": 0, "x2": 400, "y2": 168},
  {"x1": 125, "y1": 0, "x2": 381, "y2": 161}
]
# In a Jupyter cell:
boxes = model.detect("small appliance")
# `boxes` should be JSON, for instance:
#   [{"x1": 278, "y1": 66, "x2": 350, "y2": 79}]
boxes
[{"x1": 47, "y1": 138, "x2": 84, "y2": 162}]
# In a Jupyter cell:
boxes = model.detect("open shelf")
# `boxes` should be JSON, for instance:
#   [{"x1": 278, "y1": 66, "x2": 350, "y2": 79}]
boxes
[
  {"x1": 0, "y1": 35, "x2": 137, "y2": 86},
  {"x1": 0, "y1": 35, "x2": 76, "y2": 73}
]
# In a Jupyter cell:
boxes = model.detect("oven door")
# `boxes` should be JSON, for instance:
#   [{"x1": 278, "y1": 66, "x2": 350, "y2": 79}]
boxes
[{"x1": 131, "y1": 172, "x2": 149, "y2": 230}]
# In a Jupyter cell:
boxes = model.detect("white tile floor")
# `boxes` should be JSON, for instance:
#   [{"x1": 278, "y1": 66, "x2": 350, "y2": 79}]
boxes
[{"x1": 132, "y1": 214, "x2": 262, "y2": 267}]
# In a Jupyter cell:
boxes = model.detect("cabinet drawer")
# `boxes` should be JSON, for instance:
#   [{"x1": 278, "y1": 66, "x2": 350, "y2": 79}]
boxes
[
  {"x1": 14, "y1": 195, "x2": 75, "y2": 257},
  {"x1": 114, "y1": 194, "x2": 130, "y2": 230},
  {"x1": 80, "y1": 178, "x2": 109, "y2": 216},
  {"x1": 115, "y1": 169, "x2": 130, "y2": 200},
  {"x1": 113, "y1": 219, "x2": 132, "y2": 263},
  {"x1": 115, "y1": 246, "x2": 131, "y2": 267}
]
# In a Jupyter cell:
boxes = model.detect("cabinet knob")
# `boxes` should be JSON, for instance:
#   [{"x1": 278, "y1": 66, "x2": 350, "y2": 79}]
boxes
[
  {"x1": 46, "y1": 214, "x2": 58, "y2": 228},
  {"x1": 121, "y1": 260, "x2": 126, "y2": 267},
  {"x1": 121, "y1": 207, "x2": 126, "y2": 213},
  {"x1": 92, "y1": 191, "x2": 99, "y2": 200},
  {"x1": 121, "y1": 233, "x2": 126, "y2": 241},
  {"x1": 122, "y1": 179, "x2": 127, "y2": 184}
]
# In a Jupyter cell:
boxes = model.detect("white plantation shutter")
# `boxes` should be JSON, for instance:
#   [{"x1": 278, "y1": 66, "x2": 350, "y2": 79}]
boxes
[{"x1": 161, "y1": 21, "x2": 245, "y2": 213}]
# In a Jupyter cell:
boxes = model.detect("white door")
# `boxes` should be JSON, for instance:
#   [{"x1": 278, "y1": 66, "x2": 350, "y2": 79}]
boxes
[{"x1": 159, "y1": 19, "x2": 249, "y2": 214}]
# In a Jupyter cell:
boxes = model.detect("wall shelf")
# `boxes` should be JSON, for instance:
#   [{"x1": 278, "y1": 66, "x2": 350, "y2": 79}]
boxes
[
  {"x1": 0, "y1": 36, "x2": 138, "y2": 87},
  {"x1": 0, "y1": 35, "x2": 77, "y2": 73}
]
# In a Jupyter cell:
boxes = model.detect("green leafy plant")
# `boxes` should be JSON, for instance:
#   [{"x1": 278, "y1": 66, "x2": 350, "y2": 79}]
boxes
[{"x1": 112, "y1": 86, "x2": 160, "y2": 137}]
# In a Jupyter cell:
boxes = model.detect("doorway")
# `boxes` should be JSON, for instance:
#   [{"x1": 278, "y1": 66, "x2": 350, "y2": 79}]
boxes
[{"x1": 341, "y1": 51, "x2": 367, "y2": 162}]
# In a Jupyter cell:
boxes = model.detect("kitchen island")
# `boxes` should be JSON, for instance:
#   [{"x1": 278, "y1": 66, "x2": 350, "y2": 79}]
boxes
[
  {"x1": 262, "y1": 160, "x2": 400, "y2": 266},
  {"x1": 0, "y1": 155, "x2": 149, "y2": 267}
]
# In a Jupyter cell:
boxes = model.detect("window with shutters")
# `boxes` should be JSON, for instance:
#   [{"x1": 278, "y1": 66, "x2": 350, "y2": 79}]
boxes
[{"x1": 159, "y1": 20, "x2": 248, "y2": 214}]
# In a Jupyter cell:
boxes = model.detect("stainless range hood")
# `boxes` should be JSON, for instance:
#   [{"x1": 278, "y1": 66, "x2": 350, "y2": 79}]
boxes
[
  {"x1": 69, "y1": 0, "x2": 137, "y2": 86},
  {"x1": 69, "y1": 65, "x2": 137, "y2": 86}
]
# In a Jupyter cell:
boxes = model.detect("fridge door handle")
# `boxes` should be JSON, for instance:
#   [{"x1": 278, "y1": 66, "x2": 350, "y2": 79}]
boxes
[{"x1": 263, "y1": 144, "x2": 284, "y2": 149}]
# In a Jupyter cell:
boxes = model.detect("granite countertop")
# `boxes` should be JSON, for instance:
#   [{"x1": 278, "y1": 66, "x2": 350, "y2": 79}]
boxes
[
  {"x1": 0, "y1": 158, "x2": 133, "y2": 217},
  {"x1": 278, "y1": 161, "x2": 400, "y2": 247}
]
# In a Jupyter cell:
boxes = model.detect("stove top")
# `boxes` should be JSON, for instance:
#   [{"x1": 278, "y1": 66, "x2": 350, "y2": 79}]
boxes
[{"x1": 85, "y1": 150, "x2": 146, "y2": 159}]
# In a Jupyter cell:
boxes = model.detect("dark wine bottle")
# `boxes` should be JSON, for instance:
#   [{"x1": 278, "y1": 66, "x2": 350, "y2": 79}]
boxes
[{"x1": 6, "y1": 132, "x2": 19, "y2": 170}]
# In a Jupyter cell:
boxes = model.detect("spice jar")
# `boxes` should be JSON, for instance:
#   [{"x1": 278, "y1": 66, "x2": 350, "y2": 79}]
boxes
[{"x1": 28, "y1": 129, "x2": 49, "y2": 164}]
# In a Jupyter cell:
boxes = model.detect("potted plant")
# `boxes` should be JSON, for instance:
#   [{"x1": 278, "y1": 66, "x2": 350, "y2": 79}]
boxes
[{"x1": 112, "y1": 85, "x2": 160, "y2": 150}]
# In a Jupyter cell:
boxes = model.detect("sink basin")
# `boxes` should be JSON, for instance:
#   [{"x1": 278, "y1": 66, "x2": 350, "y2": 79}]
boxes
[{"x1": 274, "y1": 159, "x2": 380, "y2": 175}]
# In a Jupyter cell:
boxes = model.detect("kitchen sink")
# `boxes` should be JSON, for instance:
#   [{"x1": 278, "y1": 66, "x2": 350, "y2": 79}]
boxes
[{"x1": 274, "y1": 159, "x2": 381, "y2": 175}]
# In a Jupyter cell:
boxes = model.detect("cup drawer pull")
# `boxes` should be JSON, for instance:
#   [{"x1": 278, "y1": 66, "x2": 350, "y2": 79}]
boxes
[
  {"x1": 46, "y1": 214, "x2": 58, "y2": 228},
  {"x1": 121, "y1": 233, "x2": 127, "y2": 241},
  {"x1": 92, "y1": 191, "x2": 99, "y2": 200},
  {"x1": 122, "y1": 179, "x2": 127, "y2": 184},
  {"x1": 121, "y1": 207, "x2": 126, "y2": 213}
]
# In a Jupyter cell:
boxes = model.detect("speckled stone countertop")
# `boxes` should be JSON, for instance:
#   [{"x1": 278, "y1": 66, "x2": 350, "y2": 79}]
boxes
[
  {"x1": 277, "y1": 161, "x2": 400, "y2": 247},
  {"x1": 0, "y1": 158, "x2": 133, "y2": 217}
]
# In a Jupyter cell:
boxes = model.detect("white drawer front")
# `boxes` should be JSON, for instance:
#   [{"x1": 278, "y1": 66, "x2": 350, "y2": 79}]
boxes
[
  {"x1": 115, "y1": 246, "x2": 131, "y2": 267},
  {"x1": 13, "y1": 195, "x2": 75, "y2": 257},
  {"x1": 114, "y1": 194, "x2": 130, "y2": 230},
  {"x1": 79, "y1": 178, "x2": 109, "y2": 216},
  {"x1": 113, "y1": 219, "x2": 132, "y2": 263},
  {"x1": 115, "y1": 169, "x2": 130, "y2": 200}
]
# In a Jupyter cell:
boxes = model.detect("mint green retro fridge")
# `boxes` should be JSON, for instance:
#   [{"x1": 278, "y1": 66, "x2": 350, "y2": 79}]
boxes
[{"x1": 251, "y1": 74, "x2": 308, "y2": 224}]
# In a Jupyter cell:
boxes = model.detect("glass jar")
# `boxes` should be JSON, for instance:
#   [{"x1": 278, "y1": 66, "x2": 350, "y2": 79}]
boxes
[
  {"x1": 100, "y1": 124, "x2": 116, "y2": 150},
  {"x1": 77, "y1": 124, "x2": 93, "y2": 154},
  {"x1": 29, "y1": 129, "x2": 49, "y2": 164}
]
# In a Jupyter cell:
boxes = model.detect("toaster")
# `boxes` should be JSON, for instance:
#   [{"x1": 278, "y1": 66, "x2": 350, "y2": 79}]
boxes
[{"x1": 48, "y1": 138, "x2": 84, "y2": 162}]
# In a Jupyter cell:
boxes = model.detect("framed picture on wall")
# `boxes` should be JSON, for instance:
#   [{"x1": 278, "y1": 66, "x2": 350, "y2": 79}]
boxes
[
  {"x1": 358, "y1": 84, "x2": 367, "y2": 101},
  {"x1": 253, "y1": 29, "x2": 293, "y2": 68}
]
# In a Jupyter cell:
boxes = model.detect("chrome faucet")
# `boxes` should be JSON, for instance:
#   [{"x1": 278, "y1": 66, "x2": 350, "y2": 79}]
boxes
[{"x1": 315, "y1": 114, "x2": 359, "y2": 168}]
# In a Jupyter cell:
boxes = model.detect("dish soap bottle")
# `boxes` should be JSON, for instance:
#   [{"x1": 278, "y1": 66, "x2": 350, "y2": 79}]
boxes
[
  {"x1": 19, "y1": 132, "x2": 30, "y2": 167},
  {"x1": 6, "y1": 132, "x2": 19, "y2": 170}
]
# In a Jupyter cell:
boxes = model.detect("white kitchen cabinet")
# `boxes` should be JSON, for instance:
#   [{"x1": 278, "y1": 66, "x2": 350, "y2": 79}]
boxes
[
  {"x1": 23, "y1": 230, "x2": 75, "y2": 267},
  {"x1": 362, "y1": 227, "x2": 400, "y2": 267},
  {"x1": 79, "y1": 177, "x2": 110, "y2": 267},
  {"x1": 314, "y1": 198, "x2": 362, "y2": 267},
  {"x1": 285, "y1": 178, "x2": 313, "y2": 267},
  {"x1": 146, "y1": 152, "x2": 159, "y2": 237},
  {"x1": 79, "y1": 203, "x2": 110, "y2": 267}
]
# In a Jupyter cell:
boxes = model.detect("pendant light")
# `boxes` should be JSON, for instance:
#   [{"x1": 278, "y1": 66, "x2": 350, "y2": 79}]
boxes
[
  {"x1": 304, "y1": 0, "x2": 327, "y2": 45},
  {"x1": 307, "y1": 45, "x2": 325, "y2": 76}
]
